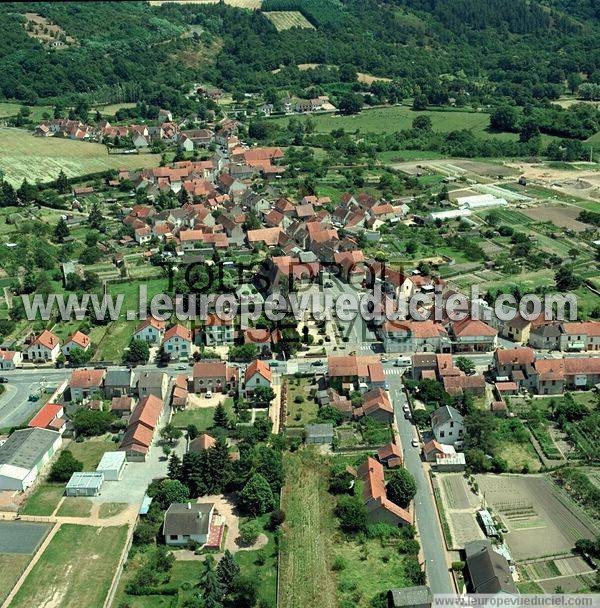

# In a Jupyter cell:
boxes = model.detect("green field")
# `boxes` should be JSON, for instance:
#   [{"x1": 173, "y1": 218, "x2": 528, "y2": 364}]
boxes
[
  {"x1": 0, "y1": 128, "x2": 160, "y2": 186},
  {"x1": 56, "y1": 498, "x2": 93, "y2": 518},
  {"x1": 67, "y1": 439, "x2": 118, "y2": 471},
  {"x1": 11, "y1": 524, "x2": 128, "y2": 608},
  {"x1": 272, "y1": 106, "x2": 516, "y2": 138},
  {"x1": 171, "y1": 398, "x2": 235, "y2": 430},
  {"x1": 21, "y1": 483, "x2": 65, "y2": 516},
  {"x1": 264, "y1": 11, "x2": 315, "y2": 30},
  {"x1": 0, "y1": 554, "x2": 30, "y2": 605},
  {"x1": 286, "y1": 377, "x2": 318, "y2": 427}
]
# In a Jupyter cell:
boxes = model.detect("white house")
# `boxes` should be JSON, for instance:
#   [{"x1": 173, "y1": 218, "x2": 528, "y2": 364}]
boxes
[
  {"x1": 62, "y1": 330, "x2": 91, "y2": 356},
  {"x1": 0, "y1": 428, "x2": 62, "y2": 491},
  {"x1": 134, "y1": 225, "x2": 152, "y2": 245},
  {"x1": 163, "y1": 324, "x2": 193, "y2": 360},
  {"x1": 134, "y1": 317, "x2": 166, "y2": 343},
  {"x1": 0, "y1": 350, "x2": 22, "y2": 370},
  {"x1": 164, "y1": 502, "x2": 215, "y2": 547},
  {"x1": 26, "y1": 330, "x2": 60, "y2": 362},
  {"x1": 203, "y1": 314, "x2": 234, "y2": 346},
  {"x1": 244, "y1": 360, "x2": 273, "y2": 397},
  {"x1": 431, "y1": 405, "x2": 464, "y2": 448}
]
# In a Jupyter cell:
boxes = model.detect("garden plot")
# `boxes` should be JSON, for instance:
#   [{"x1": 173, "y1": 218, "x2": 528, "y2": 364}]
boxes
[
  {"x1": 475, "y1": 474, "x2": 598, "y2": 561},
  {"x1": 521, "y1": 556, "x2": 596, "y2": 593},
  {"x1": 520, "y1": 206, "x2": 594, "y2": 232}
]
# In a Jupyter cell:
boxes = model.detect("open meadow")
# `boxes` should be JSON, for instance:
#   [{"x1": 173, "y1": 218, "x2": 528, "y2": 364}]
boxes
[
  {"x1": 0, "y1": 128, "x2": 160, "y2": 186},
  {"x1": 264, "y1": 11, "x2": 315, "y2": 30}
]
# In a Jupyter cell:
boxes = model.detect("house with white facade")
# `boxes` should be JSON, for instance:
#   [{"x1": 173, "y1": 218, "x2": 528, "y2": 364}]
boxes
[
  {"x1": 431, "y1": 405, "x2": 464, "y2": 448},
  {"x1": 163, "y1": 324, "x2": 193, "y2": 360},
  {"x1": 243, "y1": 360, "x2": 273, "y2": 397},
  {"x1": 62, "y1": 330, "x2": 91, "y2": 356},
  {"x1": 26, "y1": 330, "x2": 61, "y2": 362},
  {"x1": 134, "y1": 317, "x2": 166, "y2": 343}
]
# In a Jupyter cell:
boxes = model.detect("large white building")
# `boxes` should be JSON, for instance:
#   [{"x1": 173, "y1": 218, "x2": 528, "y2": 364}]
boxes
[{"x1": 0, "y1": 428, "x2": 62, "y2": 491}]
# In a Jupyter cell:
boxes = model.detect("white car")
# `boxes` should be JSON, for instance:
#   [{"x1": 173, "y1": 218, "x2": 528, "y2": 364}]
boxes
[
  {"x1": 205, "y1": 391, "x2": 213, "y2": 399},
  {"x1": 411, "y1": 438, "x2": 419, "y2": 448}
]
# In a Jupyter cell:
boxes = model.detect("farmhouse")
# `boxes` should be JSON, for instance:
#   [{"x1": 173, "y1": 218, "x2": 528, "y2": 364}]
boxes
[
  {"x1": 0, "y1": 428, "x2": 62, "y2": 491},
  {"x1": 69, "y1": 368, "x2": 106, "y2": 402}
]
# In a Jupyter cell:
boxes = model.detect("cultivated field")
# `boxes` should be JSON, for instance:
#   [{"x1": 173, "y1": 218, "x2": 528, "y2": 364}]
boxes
[
  {"x1": 475, "y1": 474, "x2": 598, "y2": 561},
  {"x1": 11, "y1": 524, "x2": 128, "y2": 608},
  {"x1": 0, "y1": 128, "x2": 160, "y2": 186},
  {"x1": 150, "y1": 0, "x2": 262, "y2": 6},
  {"x1": 264, "y1": 11, "x2": 315, "y2": 30},
  {"x1": 519, "y1": 205, "x2": 593, "y2": 232}
]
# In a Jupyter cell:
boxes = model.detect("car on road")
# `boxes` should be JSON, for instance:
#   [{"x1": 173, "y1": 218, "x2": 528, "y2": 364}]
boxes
[
  {"x1": 324, "y1": 281, "x2": 333, "y2": 287},
  {"x1": 311, "y1": 360, "x2": 323, "y2": 366},
  {"x1": 381, "y1": 357, "x2": 388, "y2": 363},
  {"x1": 0, "y1": 376, "x2": 8, "y2": 383},
  {"x1": 411, "y1": 438, "x2": 419, "y2": 448},
  {"x1": 28, "y1": 394, "x2": 40, "y2": 401},
  {"x1": 205, "y1": 391, "x2": 213, "y2": 399},
  {"x1": 383, "y1": 381, "x2": 389, "y2": 390},
  {"x1": 177, "y1": 365, "x2": 187, "y2": 370},
  {"x1": 394, "y1": 356, "x2": 411, "y2": 367}
]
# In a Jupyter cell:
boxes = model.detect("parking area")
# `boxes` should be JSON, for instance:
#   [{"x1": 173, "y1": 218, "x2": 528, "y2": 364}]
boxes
[
  {"x1": 475, "y1": 474, "x2": 598, "y2": 562},
  {"x1": 0, "y1": 521, "x2": 51, "y2": 554}
]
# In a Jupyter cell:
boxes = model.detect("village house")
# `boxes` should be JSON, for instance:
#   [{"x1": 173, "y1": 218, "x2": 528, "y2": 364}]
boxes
[
  {"x1": 26, "y1": 330, "x2": 60, "y2": 362},
  {"x1": 431, "y1": 405, "x2": 464, "y2": 447},
  {"x1": 559, "y1": 321, "x2": 600, "y2": 352},
  {"x1": 358, "y1": 457, "x2": 412, "y2": 527},
  {"x1": 69, "y1": 368, "x2": 106, "y2": 402},
  {"x1": 0, "y1": 350, "x2": 22, "y2": 370},
  {"x1": 192, "y1": 360, "x2": 238, "y2": 394},
  {"x1": 62, "y1": 330, "x2": 91, "y2": 356},
  {"x1": 120, "y1": 394, "x2": 164, "y2": 461},
  {"x1": 327, "y1": 355, "x2": 386, "y2": 392},
  {"x1": 449, "y1": 319, "x2": 498, "y2": 353},
  {"x1": 133, "y1": 317, "x2": 166, "y2": 343},
  {"x1": 493, "y1": 347, "x2": 537, "y2": 390},
  {"x1": 355, "y1": 388, "x2": 395, "y2": 423},
  {"x1": 163, "y1": 324, "x2": 193, "y2": 360},
  {"x1": 243, "y1": 360, "x2": 273, "y2": 397},
  {"x1": 164, "y1": 502, "x2": 216, "y2": 547},
  {"x1": 533, "y1": 357, "x2": 600, "y2": 395},
  {"x1": 103, "y1": 369, "x2": 135, "y2": 398},
  {"x1": 110, "y1": 396, "x2": 135, "y2": 418},
  {"x1": 189, "y1": 433, "x2": 216, "y2": 453},
  {"x1": 136, "y1": 371, "x2": 169, "y2": 400},
  {"x1": 28, "y1": 403, "x2": 66, "y2": 434},
  {"x1": 203, "y1": 314, "x2": 235, "y2": 346},
  {"x1": 382, "y1": 320, "x2": 451, "y2": 354},
  {"x1": 377, "y1": 443, "x2": 403, "y2": 468}
]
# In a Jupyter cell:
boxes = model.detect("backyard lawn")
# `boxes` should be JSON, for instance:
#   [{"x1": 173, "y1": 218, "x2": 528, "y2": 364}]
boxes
[
  {"x1": 67, "y1": 438, "x2": 118, "y2": 471},
  {"x1": 56, "y1": 498, "x2": 93, "y2": 518},
  {"x1": 0, "y1": 554, "x2": 31, "y2": 605},
  {"x1": 286, "y1": 376, "x2": 318, "y2": 427},
  {"x1": 10, "y1": 524, "x2": 128, "y2": 608},
  {"x1": 171, "y1": 398, "x2": 235, "y2": 430}
]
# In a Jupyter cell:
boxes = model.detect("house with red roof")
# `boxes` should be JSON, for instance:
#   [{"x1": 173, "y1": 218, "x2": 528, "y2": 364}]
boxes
[
  {"x1": 377, "y1": 443, "x2": 403, "y2": 468},
  {"x1": 244, "y1": 360, "x2": 273, "y2": 397},
  {"x1": 0, "y1": 349, "x2": 22, "y2": 370},
  {"x1": 327, "y1": 355, "x2": 386, "y2": 390},
  {"x1": 358, "y1": 457, "x2": 412, "y2": 527},
  {"x1": 382, "y1": 320, "x2": 451, "y2": 354},
  {"x1": 450, "y1": 319, "x2": 497, "y2": 353},
  {"x1": 134, "y1": 317, "x2": 166, "y2": 344},
  {"x1": 62, "y1": 331, "x2": 91, "y2": 357},
  {"x1": 163, "y1": 324, "x2": 193, "y2": 360},
  {"x1": 189, "y1": 433, "x2": 217, "y2": 453},
  {"x1": 355, "y1": 388, "x2": 394, "y2": 423},
  {"x1": 29, "y1": 403, "x2": 66, "y2": 434},
  {"x1": 193, "y1": 361, "x2": 238, "y2": 394},
  {"x1": 120, "y1": 394, "x2": 164, "y2": 461},
  {"x1": 26, "y1": 330, "x2": 61, "y2": 362},
  {"x1": 69, "y1": 368, "x2": 106, "y2": 401}
]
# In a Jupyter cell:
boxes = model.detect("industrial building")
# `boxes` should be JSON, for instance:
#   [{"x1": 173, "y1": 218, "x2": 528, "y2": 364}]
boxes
[
  {"x1": 0, "y1": 428, "x2": 62, "y2": 491},
  {"x1": 96, "y1": 451, "x2": 127, "y2": 481},
  {"x1": 65, "y1": 472, "x2": 104, "y2": 497}
]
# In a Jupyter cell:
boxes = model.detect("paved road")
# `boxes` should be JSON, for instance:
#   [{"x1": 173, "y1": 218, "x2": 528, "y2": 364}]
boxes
[{"x1": 386, "y1": 370, "x2": 454, "y2": 594}]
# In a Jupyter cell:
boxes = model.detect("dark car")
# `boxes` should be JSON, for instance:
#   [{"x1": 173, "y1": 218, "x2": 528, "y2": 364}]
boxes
[{"x1": 0, "y1": 376, "x2": 8, "y2": 383}]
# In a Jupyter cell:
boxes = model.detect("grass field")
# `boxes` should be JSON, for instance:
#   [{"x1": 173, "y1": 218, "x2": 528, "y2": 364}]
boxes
[
  {"x1": 56, "y1": 498, "x2": 93, "y2": 517},
  {"x1": 11, "y1": 524, "x2": 128, "y2": 608},
  {"x1": 21, "y1": 483, "x2": 64, "y2": 516},
  {"x1": 0, "y1": 128, "x2": 160, "y2": 186},
  {"x1": 272, "y1": 106, "x2": 515, "y2": 138},
  {"x1": 279, "y1": 450, "x2": 338, "y2": 608},
  {"x1": 286, "y1": 377, "x2": 318, "y2": 427},
  {"x1": 264, "y1": 11, "x2": 315, "y2": 30},
  {"x1": 0, "y1": 554, "x2": 31, "y2": 605},
  {"x1": 99, "y1": 502, "x2": 128, "y2": 519},
  {"x1": 67, "y1": 438, "x2": 118, "y2": 471}
]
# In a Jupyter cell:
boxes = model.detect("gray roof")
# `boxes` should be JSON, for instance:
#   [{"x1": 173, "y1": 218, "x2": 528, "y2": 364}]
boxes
[
  {"x1": 66, "y1": 472, "x2": 104, "y2": 490},
  {"x1": 96, "y1": 451, "x2": 126, "y2": 472},
  {"x1": 305, "y1": 423, "x2": 334, "y2": 439},
  {"x1": 104, "y1": 369, "x2": 133, "y2": 387},
  {"x1": 164, "y1": 503, "x2": 214, "y2": 536},
  {"x1": 465, "y1": 540, "x2": 517, "y2": 594},
  {"x1": 0, "y1": 428, "x2": 61, "y2": 470},
  {"x1": 431, "y1": 405, "x2": 463, "y2": 429},
  {"x1": 533, "y1": 324, "x2": 561, "y2": 338},
  {"x1": 388, "y1": 585, "x2": 432, "y2": 607},
  {"x1": 136, "y1": 371, "x2": 166, "y2": 388}
]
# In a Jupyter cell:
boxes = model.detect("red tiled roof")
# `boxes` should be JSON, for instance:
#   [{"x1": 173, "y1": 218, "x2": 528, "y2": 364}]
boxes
[
  {"x1": 129, "y1": 394, "x2": 163, "y2": 430},
  {"x1": 495, "y1": 347, "x2": 536, "y2": 367},
  {"x1": 245, "y1": 359, "x2": 272, "y2": 383},
  {"x1": 70, "y1": 368, "x2": 105, "y2": 389},
  {"x1": 65, "y1": 331, "x2": 90, "y2": 349},
  {"x1": 31, "y1": 330, "x2": 59, "y2": 350},
  {"x1": 164, "y1": 324, "x2": 192, "y2": 342},
  {"x1": 29, "y1": 403, "x2": 63, "y2": 430}
]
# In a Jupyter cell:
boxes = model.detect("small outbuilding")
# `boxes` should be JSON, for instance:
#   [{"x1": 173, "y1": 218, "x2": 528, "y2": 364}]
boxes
[
  {"x1": 305, "y1": 423, "x2": 334, "y2": 445},
  {"x1": 65, "y1": 472, "x2": 104, "y2": 497},
  {"x1": 96, "y1": 451, "x2": 127, "y2": 481},
  {"x1": 387, "y1": 585, "x2": 432, "y2": 608}
]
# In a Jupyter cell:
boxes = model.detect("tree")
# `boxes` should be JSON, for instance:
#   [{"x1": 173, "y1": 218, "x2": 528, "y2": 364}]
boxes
[
  {"x1": 217, "y1": 549, "x2": 240, "y2": 593},
  {"x1": 127, "y1": 338, "x2": 150, "y2": 363},
  {"x1": 337, "y1": 93, "x2": 363, "y2": 116},
  {"x1": 56, "y1": 170, "x2": 69, "y2": 194},
  {"x1": 49, "y1": 450, "x2": 83, "y2": 482},
  {"x1": 412, "y1": 94, "x2": 428, "y2": 110},
  {"x1": 249, "y1": 385, "x2": 275, "y2": 406},
  {"x1": 490, "y1": 105, "x2": 519, "y2": 131},
  {"x1": 68, "y1": 347, "x2": 92, "y2": 366},
  {"x1": 213, "y1": 402, "x2": 230, "y2": 429},
  {"x1": 455, "y1": 357, "x2": 475, "y2": 375},
  {"x1": 151, "y1": 479, "x2": 189, "y2": 510},
  {"x1": 72, "y1": 409, "x2": 113, "y2": 437},
  {"x1": 201, "y1": 556, "x2": 223, "y2": 608},
  {"x1": 335, "y1": 495, "x2": 368, "y2": 533},
  {"x1": 187, "y1": 424, "x2": 199, "y2": 440},
  {"x1": 239, "y1": 520, "x2": 261, "y2": 545},
  {"x1": 317, "y1": 405, "x2": 345, "y2": 426},
  {"x1": 239, "y1": 473, "x2": 276, "y2": 516},
  {"x1": 386, "y1": 469, "x2": 417, "y2": 508},
  {"x1": 160, "y1": 423, "x2": 183, "y2": 445},
  {"x1": 555, "y1": 266, "x2": 582, "y2": 291},
  {"x1": 88, "y1": 201, "x2": 104, "y2": 231},
  {"x1": 412, "y1": 115, "x2": 432, "y2": 132},
  {"x1": 168, "y1": 452, "x2": 182, "y2": 480},
  {"x1": 54, "y1": 217, "x2": 70, "y2": 243}
]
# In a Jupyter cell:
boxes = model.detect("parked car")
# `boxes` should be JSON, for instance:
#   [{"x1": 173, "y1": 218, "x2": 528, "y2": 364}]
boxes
[
  {"x1": 205, "y1": 391, "x2": 213, "y2": 399},
  {"x1": 411, "y1": 438, "x2": 419, "y2": 448},
  {"x1": 28, "y1": 394, "x2": 40, "y2": 401},
  {"x1": 0, "y1": 377, "x2": 8, "y2": 383},
  {"x1": 177, "y1": 365, "x2": 187, "y2": 370}
]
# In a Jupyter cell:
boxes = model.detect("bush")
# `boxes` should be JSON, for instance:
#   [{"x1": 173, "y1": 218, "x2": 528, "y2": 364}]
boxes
[
  {"x1": 239, "y1": 520, "x2": 261, "y2": 545},
  {"x1": 452, "y1": 561, "x2": 466, "y2": 571},
  {"x1": 49, "y1": 450, "x2": 83, "y2": 482},
  {"x1": 294, "y1": 395, "x2": 304, "y2": 404},
  {"x1": 331, "y1": 556, "x2": 347, "y2": 571}
]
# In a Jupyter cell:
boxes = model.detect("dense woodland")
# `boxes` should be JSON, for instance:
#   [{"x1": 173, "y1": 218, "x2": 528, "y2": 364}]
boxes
[{"x1": 0, "y1": 1, "x2": 599, "y2": 143}]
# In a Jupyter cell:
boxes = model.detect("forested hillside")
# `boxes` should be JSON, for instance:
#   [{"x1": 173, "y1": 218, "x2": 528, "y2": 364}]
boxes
[{"x1": 0, "y1": 0, "x2": 599, "y2": 129}]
